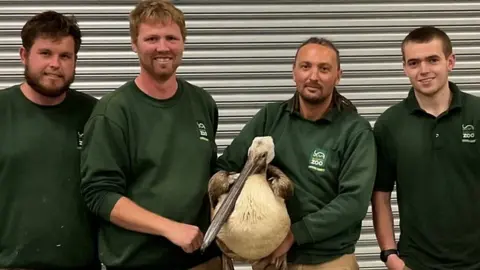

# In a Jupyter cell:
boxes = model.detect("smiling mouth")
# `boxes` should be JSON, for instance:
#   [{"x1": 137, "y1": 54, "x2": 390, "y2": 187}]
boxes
[
  {"x1": 154, "y1": 57, "x2": 172, "y2": 63},
  {"x1": 419, "y1": 78, "x2": 434, "y2": 83}
]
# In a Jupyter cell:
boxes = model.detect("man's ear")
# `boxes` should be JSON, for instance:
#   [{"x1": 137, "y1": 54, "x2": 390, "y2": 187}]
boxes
[
  {"x1": 447, "y1": 53, "x2": 456, "y2": 72},
  {"x1": 131, "y1": 40, "x2": 138, "y2": 53},
  {"x1": 19, "y1": 46, "x2": 28, "y2": 65},
  {"x1": 335, "y1": 68, "x2": 343, "y2": 86}
]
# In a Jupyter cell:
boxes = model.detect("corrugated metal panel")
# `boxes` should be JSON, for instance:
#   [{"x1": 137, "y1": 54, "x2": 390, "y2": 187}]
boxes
[{"x1": 1, "y1": 1, "x2": 479, "y2": 269}]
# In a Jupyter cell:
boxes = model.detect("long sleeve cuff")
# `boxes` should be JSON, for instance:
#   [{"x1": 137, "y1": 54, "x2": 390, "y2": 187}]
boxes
[
  {"x1": 98, "y1": 192, "x2": 123, "y2": 221},
  {"x1": 291, "y1": 219, "x2": 314, "y2": 245}
]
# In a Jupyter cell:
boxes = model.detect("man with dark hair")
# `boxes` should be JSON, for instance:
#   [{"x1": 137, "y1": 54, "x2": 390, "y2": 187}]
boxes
[
  {"x1": 216, "y1": 36, "x2": 376, "y2": 269},
  {"x1": 372, "y1": 25, "x2": 480, "y2": 270},
  {"x1": 0, "y1": 10, "x2": 100, "y2": 269}
]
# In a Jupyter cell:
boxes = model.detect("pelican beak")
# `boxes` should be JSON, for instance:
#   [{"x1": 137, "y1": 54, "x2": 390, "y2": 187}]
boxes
[{"x1": 200, "y1": 156, "x2": 260, "y2": 253}]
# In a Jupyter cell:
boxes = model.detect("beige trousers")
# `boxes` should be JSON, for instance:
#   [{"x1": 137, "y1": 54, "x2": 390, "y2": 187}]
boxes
[
  {"x1": 190, "y1": 254, "x2": 359, "y2": 270},
  {"x1": 288, "y1": 254, "x2": 359, "y2": 270}
]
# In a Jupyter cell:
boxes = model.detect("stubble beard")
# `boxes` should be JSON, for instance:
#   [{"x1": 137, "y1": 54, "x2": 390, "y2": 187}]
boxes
[
  {"x1": 298, "y1": 88, "x2": 328, "y2": 105},
  {"x1": 142, "y1": 56, "x2": 180, "y2": 82}
]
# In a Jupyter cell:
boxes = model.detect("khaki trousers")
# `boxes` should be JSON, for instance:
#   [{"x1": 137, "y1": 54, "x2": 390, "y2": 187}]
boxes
[
  {"x1": 190, "y1": 254, "x2": 358, "y2": 270},
  {"x1": 190, "y1": 256, "x2": 223, "y2": 270},
  {"x1": 288, "y1": 254, "x2": 359, "y2": 270}
]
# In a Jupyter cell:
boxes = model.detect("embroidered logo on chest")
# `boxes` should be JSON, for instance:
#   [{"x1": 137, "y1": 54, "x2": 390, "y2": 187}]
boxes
[
  {"x1": 197, "y1": 121, "x2": 209, "y2": 142},
  {"x1": 462, "y1": 124, "x2": 476, "y2": 143},
  {"x1": 308, "y1": 148, "x2": 327, "y2": 172},
  {"x1": 77, "y1": 131, "x2": 84, "y2": 149}
]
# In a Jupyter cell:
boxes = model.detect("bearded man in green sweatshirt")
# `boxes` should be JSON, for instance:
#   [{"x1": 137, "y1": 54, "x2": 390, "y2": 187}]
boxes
[
  {"x1": 216, "y1": 37, "x2": 377, "y2": 270},
  {"x1": 80, "y1": 0, "x2": 221, "y2": 269},
  {"x1": 0, "y1": 11, "x2": 100, "y2": 270}
]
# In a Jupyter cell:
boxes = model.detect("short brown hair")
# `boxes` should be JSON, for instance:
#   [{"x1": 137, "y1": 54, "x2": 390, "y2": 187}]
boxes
[
  {"x1": 294, "y1": 37, "x2": 341, "y2": 70},
  {"x1": 129, "y1": 0, "x2": 187, "y2": 42},
  {"x1": 401, "y1": 26, "x2": 452, "y2": 60},
  {"x1": 21, "y1": 10, "x2": 82, "y2": 55}
]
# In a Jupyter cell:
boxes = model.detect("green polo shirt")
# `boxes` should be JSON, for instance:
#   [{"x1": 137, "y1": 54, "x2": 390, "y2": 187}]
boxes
[
  {"x1": 216, "y1": 91, "x2": 376, "y2": 264},
  {"x1": 373, "y1": 81, "x2": 480, "y2": 270}
]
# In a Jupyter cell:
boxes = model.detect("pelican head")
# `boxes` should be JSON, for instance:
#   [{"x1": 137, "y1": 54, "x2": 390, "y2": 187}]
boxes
[
  {"x1": 200, "y1": 136, "x2": 275, "y2": 252},
  {"x1": 247, "y1": 136, "x2": 275, "y2": 171}
]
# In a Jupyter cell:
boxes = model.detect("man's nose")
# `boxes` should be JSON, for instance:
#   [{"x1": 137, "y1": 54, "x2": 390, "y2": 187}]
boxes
[
  {"x1": 49, "y1": 56, "x2": 60, "y2": 68},
  {"x1": 419, "y1": 62, "x2": 430, "y2": 74},
  {"x1": 309, "y1": 69, "x2": 319, "y2": 81},
  {"x1": 155, "y1": 38, "x2": 169, "y2": 52}
]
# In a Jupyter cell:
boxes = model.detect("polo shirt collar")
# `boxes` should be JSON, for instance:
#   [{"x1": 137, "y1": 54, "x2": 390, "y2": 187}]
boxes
[{"x1": 405, "y1": 81, "x2": 464, "y2": 113}]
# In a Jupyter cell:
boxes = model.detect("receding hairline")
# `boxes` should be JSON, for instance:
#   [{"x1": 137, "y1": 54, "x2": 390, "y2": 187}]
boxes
[{"x1": 294, "y1": 43, "x2": 340, "y2": 68}]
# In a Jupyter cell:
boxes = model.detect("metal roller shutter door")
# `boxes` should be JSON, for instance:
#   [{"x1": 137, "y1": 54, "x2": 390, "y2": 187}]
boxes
[{"x1": 1, "y1": 1, "x2": 479, "y2": 269}]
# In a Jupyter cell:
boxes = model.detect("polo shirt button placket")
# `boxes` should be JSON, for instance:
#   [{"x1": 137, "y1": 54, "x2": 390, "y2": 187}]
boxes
[{"x1": 433, "y1": 123, "x2": 443, "y2": 149}]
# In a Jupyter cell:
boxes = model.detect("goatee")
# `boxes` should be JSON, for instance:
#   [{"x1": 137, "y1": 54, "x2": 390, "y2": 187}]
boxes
[{"x1": 298, "y1": 90, "x2": 327, "y2": 105}]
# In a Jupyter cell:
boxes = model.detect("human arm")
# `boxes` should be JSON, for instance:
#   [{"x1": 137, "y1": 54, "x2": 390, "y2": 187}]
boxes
[
  {"x1": 372, "y1": 192, "x2": 404, "y2": 269},
  {"x1": 290, "y1": 127, "x2": 377, "y2": 245},
  {"x1": 80, "y1": 115, "x2": 202, "y2": 253},
  {"x1": 371, "y1": 121, "x2": 404, "y2": 269},
  {"x1": 372, "y1": 192, "x2": 397, "y2": 250}
]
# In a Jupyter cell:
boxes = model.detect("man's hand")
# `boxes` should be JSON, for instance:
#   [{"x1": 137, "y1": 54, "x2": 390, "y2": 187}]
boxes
[
  {"x1": 386, "y1": 254, "x2": 405, "y2": 270},
  {"x1": 269, "y1": 230, "x2": 295, "y2": 260},
  {"x1": 164, "y1": 221, "x2": 204, "y2": 253}
]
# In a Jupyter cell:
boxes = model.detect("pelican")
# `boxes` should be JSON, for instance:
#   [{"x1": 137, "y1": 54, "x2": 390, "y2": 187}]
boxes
[{"x1": 201, "y1": 136, "x2": 294, "y2": 270}]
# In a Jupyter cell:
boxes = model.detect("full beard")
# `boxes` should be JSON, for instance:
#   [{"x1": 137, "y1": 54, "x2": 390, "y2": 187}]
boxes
[{"x1": 24, "y1": 67, "x2": 73, "y2": 98}]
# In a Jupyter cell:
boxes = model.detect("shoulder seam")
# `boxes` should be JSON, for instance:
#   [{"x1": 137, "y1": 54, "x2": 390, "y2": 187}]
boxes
[{"x1": 88, "y1": 114, "x2": 124, "y2": 132}]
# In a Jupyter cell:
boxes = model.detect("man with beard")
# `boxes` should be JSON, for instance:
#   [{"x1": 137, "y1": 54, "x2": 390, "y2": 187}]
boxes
[
  {"x1": 372, "y1": 26, "x2": 480, "y2": 270},
  {"x1": 215, "y1": 37, "x2": 376, "y2": 270},
  {"x1": 0, "y1": 11, "x2": 100, "y2": 270},
  {"x1": 80, "y1": 0, "x2": 221, "y2": 269}
]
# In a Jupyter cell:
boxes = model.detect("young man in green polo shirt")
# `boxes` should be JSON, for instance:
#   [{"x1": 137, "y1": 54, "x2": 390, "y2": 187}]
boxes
[
  {"x1": 0, "y1": 11, "x2": 100, "y2": 269},
  {"x1": 80, "y1": 0, "x2": 221, "y2": 269},
  {"x1": 372, "y1": 26, "x2": 480, "y2": 270},
  {"x1": 216, "y1": 37, "x2": 377, "y2": 270}
]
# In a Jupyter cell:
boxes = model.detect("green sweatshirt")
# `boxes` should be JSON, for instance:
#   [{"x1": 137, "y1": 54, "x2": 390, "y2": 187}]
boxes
[
  {"x1": 0, "y1": 85, "x2": 100, "y2": 269},
  {"x1": 80, "y1": 78, "x2": 220, "y2": 269},
  {"x1": 216, "y1": 93, "x2": 376, "y2": 264}
]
